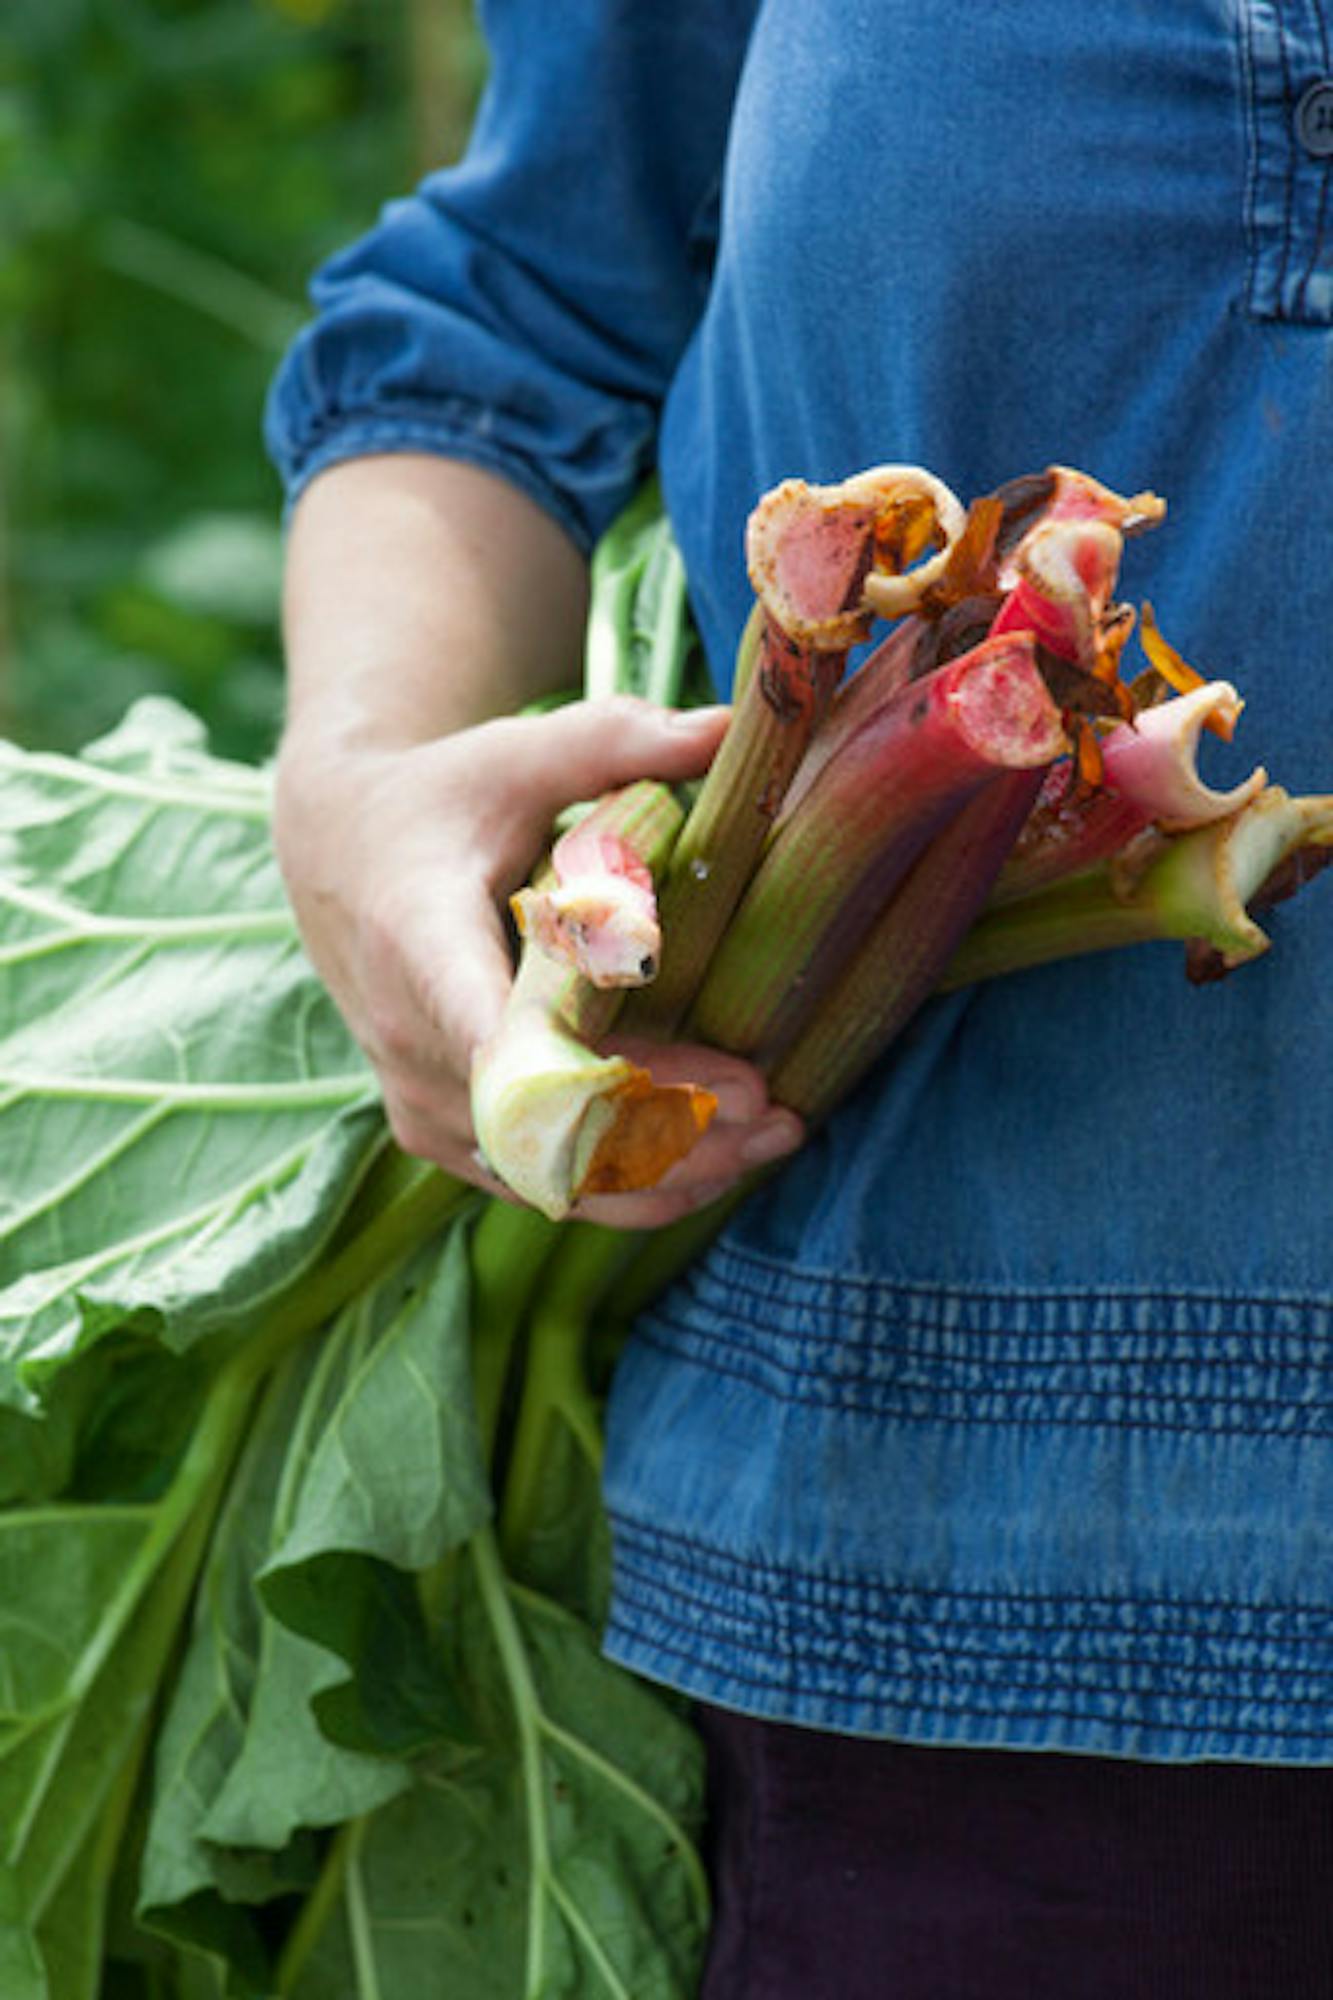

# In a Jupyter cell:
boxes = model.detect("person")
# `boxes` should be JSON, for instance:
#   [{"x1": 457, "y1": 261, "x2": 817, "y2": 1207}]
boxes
[{"x1": 266, "y1": 4, "x2": 1333, "y2": 1993}]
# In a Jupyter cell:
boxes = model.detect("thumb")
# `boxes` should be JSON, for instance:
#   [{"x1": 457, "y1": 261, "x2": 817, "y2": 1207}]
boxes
[{"x1": 499, "y1": 697, "x2": 731, "y2": 815}]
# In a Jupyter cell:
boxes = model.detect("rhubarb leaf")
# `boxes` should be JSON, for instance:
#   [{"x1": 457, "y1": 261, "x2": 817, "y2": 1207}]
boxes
[
  {"x1": 277, "y1": 1540, "x2": 709, "y2": 2000},
  {"x1": 0, "y1": 1455, "x2": 230, "y2": 1999},
  {"x1": 0, "y1": 670, "x2": 714, "y2": 1996},
  {"x1": 263, "y1": 1221, "x2": 489, "y2": 1585},
  {"x1": 0, "y1": 698, "x2": 384, "y2": 1409},
  {"x1": 0, "y1": 1868, "x2": 45, "y2": 2000},
  {"x1": 137, "y1": 1344, "x2": 407, "y2": 1976},
  {"x1": 258, "y1": 1221, "x2": 490, "y2": 1759},
  {"x1": 138, "y1": 1218, "x2": 491, "y2": 1986}
]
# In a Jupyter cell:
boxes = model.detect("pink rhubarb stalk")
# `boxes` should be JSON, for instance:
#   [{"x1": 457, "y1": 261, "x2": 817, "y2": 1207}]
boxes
[
  {"x1": 754, "y1": 464, "x2": 966, "y2": 638},
  {"x1": 623, "y1": 465, "x2": 966, "y2": 1036},
  {"x1": 511, "y1": 809, "x2": 663, "y2": 988},
  {"x1": 769, "y1": 771, "x2": 1049, "y2": 1120},
  {"x1": 990, "y1": 681, "x2": 1269, "y2": 905},
  {"x1": 1098, "y1": 680, "x2": 1267, "y2": 829},
  {"x1": 941, "y1": 786, "x2": 1333, "y2": 991},
  {"x1": 689, "y1": 631, "x2": 1067, "y2": 1065}
]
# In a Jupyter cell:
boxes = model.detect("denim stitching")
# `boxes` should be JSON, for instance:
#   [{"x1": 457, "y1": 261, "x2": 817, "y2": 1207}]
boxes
[
  {"x1": 622, "y1": 1622, "x2": 1333, "y2": 1718},
  {"x1": 694, "y1": 1239, "x2": 1333, "y2": 1315},
  {"x1": 1295, "y1": 2, "x2": 1333, "y2": 314},
  {"x1": 609, "y1": 1625, "x2": 1333, "y2": 1745},
  {"x1": 648, "y1": 1295, "x2": 1333, "y2": 1358},
  {"x1": 613, "y1": 1564, "x2": 1333, "y2": 1660},
  {"x1": 1273, "y1": 0, "x2": 1300, "y2": 309},
  {"x1": 612, "y1": 1558, "x2": 1333, "y2": 1688},
  {"x1": 631, "y1": 1325, "x2": 1333, "y2": 1435},
  {"x1": 615, "y1": 1518, "x2": 1333, "y2": 1621},
  {"x1": 641, "y1": 1313, "x2": 1333, "y2": 1385},
  {"x1": 618, "y1": 1612, "x2": 1333, "y2": 1707}
]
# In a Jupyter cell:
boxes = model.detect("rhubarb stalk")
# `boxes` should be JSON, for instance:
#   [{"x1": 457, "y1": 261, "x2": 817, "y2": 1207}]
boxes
[
  {"x1": 991, "y1": 681, "x2": 1268, "y2": 905},
  {"x1": 941, "y1": 786, "x2": 1333, "y2": 990},
  {"x1": 471, "y1": 782, "x2": 716, "y2": 1220},
  {"x1": 511, "y1": 806, "x2": 666, "y2": 988},
  {"x1": 690, "y1": 632, "x2": 1067, "y2": 1066},
  {"x1": 622, "y1": 464, "x2": 967, "y2": 1036},
  {"x1": 769, "y1": 770, "x2": 1048, "y2": 1120}
]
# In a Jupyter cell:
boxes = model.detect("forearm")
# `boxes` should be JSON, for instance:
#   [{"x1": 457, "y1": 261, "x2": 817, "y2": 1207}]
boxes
[
  {"x1": 280, "y1": 452, "x2": 591, "y2": 753},
  {"x1": 270, "y1": 448, "x2": 801, "y2": 1218}
]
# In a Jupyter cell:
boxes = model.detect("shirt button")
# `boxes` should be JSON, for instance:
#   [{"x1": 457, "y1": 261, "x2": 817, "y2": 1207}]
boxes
[{"x1": 1295, "y1": 80, "x2": 1333, "y2": 157}]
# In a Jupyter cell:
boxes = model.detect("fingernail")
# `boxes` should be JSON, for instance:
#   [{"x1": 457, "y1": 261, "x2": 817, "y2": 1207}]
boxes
[
  {"x1": 713, "y1": 1079, "x2": 764, "y2": 1123},
  {"x1": 667, "y1": 704, "x2": 731, "y2": 730},
  {"x1": 741, "y1": 1115, "x2": 803, "y2": 1166}
]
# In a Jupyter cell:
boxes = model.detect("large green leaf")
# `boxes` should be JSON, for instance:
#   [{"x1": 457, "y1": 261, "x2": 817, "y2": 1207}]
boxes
[
  {"x1": 0, "y1": 1866, "x2": 45, "y2": 2000},
  {"x1": 263, "y1": 1221, "x2": 491, "y2": 1587},
  {"x1": 277, "y1": 1536, "x2": 709, "y2": 2000},
  {"x1": 137, "y1": 1212, "x2": 497, "y2": 1989},
  {"x1": 0, "y1": 528, "x2": 718, "y2": 1997},
  {"x1": 257, "y1": 1219, "x2": 491, "y2": 1760},
  {"x1": 137, "y1": 1345, "x2": 405, "y2": 1984},
  {"x1": 0, "y1": 1395, "x2": 244, "y2": 1999},
  {"x1": 0, "y1": 699, "x2": 385, "y2": 1408}
]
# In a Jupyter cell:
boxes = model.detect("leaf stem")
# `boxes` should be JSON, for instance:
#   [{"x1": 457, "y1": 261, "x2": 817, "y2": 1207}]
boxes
[
  {"x1": 0, "y1": 1073, "x2": 372, "y2": 1109},
  {"x1": 344, "y1": 1815, "x2": 384, "y2": 2000},
  {"x1": 468, "y1": 1203, "x2": 563, "y2": 1467},
  {"x1": 0, "y1": 741, "x2": 271, "y2": 818},
  {"x1": 273, "y1": 1817, "x2": 357, "y2": 1995},
  {"x1": 470, "y1": 1528, "x2": 551, "y2": 2000},
  {"x1": 497, "y1": 1225, "x2": 636, "y2": 1567}
]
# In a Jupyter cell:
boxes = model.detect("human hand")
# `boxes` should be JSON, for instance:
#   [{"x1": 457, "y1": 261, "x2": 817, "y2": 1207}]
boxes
[{"x1": 273, "y1": 696, "x2": 804, "y2": 1226}]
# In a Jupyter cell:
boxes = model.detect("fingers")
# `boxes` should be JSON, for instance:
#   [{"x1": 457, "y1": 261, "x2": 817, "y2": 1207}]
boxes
[
  {"x1": 528, "y1": 695, "x2": 732, "y2": 789},
  {"x1": 570, "y1": 1038, "x2": 804, "y2": 1231},
  {"x1": 274, "y1": 706, "x2": 800, "y2": 1232},
  {"x1": 394, "y1": 888, "x2": 515, "y2": 1070},
  {"x1": 366, "y1": 887, "x2": 517, "y2": 1173},
  {"x1": 464, "y1": 699, "x2": 731, "y2": 848}
]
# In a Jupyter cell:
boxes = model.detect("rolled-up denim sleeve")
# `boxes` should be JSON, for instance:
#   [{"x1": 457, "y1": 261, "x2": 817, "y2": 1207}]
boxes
[{"x1": 265, "y1": 1, "x2": 754, "y2": 552}]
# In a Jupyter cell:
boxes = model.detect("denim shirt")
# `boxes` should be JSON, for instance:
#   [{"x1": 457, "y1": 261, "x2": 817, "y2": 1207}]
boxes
[{"x1": 268, "y1": 0, "x2": 1333, "y2": 1760}]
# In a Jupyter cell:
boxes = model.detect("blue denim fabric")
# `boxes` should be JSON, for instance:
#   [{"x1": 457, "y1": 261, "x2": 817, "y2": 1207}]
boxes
[
  {"x1": 265, "y1": 0, "x2": 754, "y2": 550},
  {"x1": 267, "y1": 1, "x2": 1333, "y2": 1758}
]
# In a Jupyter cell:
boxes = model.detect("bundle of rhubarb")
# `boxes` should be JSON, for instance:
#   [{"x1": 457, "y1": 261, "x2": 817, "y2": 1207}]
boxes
[{"x1": 474, "y1": 463, "x2": 1333, "y2": 1219}]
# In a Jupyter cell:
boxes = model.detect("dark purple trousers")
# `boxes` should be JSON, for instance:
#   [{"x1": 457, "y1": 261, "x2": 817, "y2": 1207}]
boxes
[{"x1": 696, "y1": 1704, "x2": 1333, "y2": 1999}]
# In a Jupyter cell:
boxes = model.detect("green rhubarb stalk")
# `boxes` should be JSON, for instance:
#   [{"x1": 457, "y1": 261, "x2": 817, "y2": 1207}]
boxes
[
  {"x1": 618, "y1": 610, "x2": 842, "y2": 1036},
  {"x1": 940, "y1": 785, "x2": 1333, "y2": 989},
  {"x1": 770, "y1": 770, "x2": 1048, "y2": 1120},
  {"x1": 690, "y1": 633, "x2": 1066, "y2": 1067},
  {"x1": 497, "y1": 1222, "x2": 641, "y2": 1571},
  {"x1": 584, "y1": 489, "x2": 659, "y2": 703},
  {"x1": 471, "y1": 1005, "x2": 649, "y2": 1221},
  {"x1": 638, "y1": 530, "x2": 698, "y2": 709},
  {"x1": 469, "y1": 1199, "x2": 565, "y2": 1467},
  {"x1": 473, "y1": 783, "x2": 720, "y2": 1220},
  {"x1": 585, "y1": 1191, "x2": 746, "y2": 1387}
]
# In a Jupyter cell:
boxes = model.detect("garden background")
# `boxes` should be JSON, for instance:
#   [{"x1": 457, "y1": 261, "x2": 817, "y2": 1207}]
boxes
[{"x1": 3, "y1": 0, "x2": 483, "y2": 759}]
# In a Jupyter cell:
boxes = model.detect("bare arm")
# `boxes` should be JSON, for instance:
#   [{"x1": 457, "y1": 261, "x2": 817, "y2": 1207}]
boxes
[
  {"x1": 273, "y1": 453, "x2": 802, "y2": 1223},
  {"x1": 282, "y1": 454, "x2": 588, "y2": 746}
]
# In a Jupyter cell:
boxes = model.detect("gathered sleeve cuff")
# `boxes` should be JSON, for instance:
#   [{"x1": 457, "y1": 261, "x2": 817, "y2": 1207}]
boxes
[{"x1": 264, "y1": 0, "x2": 755, "y2": 552}]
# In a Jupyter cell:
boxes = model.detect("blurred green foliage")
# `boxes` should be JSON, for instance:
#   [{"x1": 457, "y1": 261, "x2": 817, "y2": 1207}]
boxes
[{"x1": 1, "y1": 0, "x2": 484, "y2": 758}]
